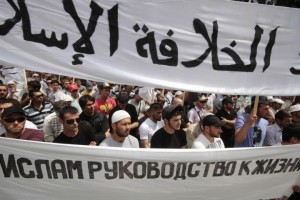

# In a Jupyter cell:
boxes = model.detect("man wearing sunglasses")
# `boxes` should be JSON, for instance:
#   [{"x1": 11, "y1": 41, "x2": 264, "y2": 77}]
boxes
[
  {"x1": 53, "y1": 106, "x2": 97, "y2": 145},
  {"x1": 0, "y1": 105, "x2": 43, "y2": 141}
]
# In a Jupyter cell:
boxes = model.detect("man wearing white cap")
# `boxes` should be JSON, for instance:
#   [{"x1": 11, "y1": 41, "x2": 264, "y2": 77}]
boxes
[
  {"x1": 268, "y1": 98, "x2": 284, "y2": 122},
  {"x1": 99, "y1": 110, "x2": 139, "y2": 148},
  {"x1": 290, "y1": 104, "x2": 300, "y2": 127}
]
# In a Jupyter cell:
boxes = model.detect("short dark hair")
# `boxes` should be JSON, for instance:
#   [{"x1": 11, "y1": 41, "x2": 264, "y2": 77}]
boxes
[
  {"x1": 59, "y1": 106, "x2": 78, "y2": 120},
  {"x1": 282, "y1": 124, "x2": 300, "y2": 142},
  {"x1": 251, "y1": 96, "x2": 269, "y2": 109},
  {"x1": 0, "y1": 84, "x2": 7, "y2": 88},
  {"x1": 275, "y1": 109, "x2": 292, "y2": 121},
  {"x1": 149, "y1": 103, "x2": 163, "y2": 112},
  {"x1": 27, "y1": 80, "x2": 41, "y2": 91},
  {"x1": 79, "y1": 95, "x2": 95, "y2": 109},
  {"x1": 0, "y1": 98, "x2": 21, "y2": 107},
  {"x1": 51, "y1": 80, "x2": 60, "y2": 85}
]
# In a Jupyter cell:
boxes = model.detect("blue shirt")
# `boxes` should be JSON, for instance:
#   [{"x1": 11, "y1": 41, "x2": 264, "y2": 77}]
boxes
[{"x1": 234, "y1": 114, "x2": 268, "y2": 147}]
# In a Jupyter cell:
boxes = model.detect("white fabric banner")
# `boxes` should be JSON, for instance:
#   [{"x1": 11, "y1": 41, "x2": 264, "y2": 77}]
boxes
[
  {"x1": 0, "y1": 138, "x2": 299, "y2": 200},
  {"x1": 0, "y1": 0, "x2": 300, "y2": 95}
]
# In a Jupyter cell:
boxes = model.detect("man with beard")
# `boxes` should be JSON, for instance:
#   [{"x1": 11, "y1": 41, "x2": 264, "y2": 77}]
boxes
[
  {"x1": 79, "y1": 95, "x2": 109, "y2": 144},
  {"x1": 0, "y1": 105, "x2": 43, "y2": 141},
  {"x1": 151, "y1": 104, "x2": 187, "y2": 148},
  {"x1": 192, "y1": 115, "x2": 226, "y2": 149},
  {"x1": 53, "y1": 106, "x2": 97, "y2": 145},
  {"x1": 0, "y1": 84, "x2": 8, "y2": 99},
  {"x1": 99, "y1": 110, "x2": 139, "y2": 148},
  {"x1": 263, "y1": 109, "x2": 292, "y2": 146},
  {"x1": 139, "y1": 103, "x2": 164, "y2": 148},
  {"x1": 234, "y1": 96, "x2": 269, "y2": 147}
]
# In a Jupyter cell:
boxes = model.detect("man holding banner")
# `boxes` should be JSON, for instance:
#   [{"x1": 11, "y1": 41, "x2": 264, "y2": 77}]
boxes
[{"x1": 234, "y1": 97, "x2": 269, "y2": 147}]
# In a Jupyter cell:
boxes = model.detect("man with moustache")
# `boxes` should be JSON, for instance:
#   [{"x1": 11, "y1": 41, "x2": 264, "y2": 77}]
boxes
[
  {"x1": 151, "y1": 104, "x2": 187, "y2": 148},
  {"x1": 0, "y1": 84, "x2": 8, "y2": 99},
  {"x1": 192, "y1": 115, "x2": 226, "y2": 149},
  {"x1": 99, "y1": 110, "x2": 139, "y2": 148},
  {"x1": 53, "y1": 106, "x2": 97, "y2": 145}
]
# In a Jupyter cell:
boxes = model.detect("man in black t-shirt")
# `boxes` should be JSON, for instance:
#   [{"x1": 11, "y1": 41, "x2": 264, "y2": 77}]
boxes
[
  {"x1": 53, "y1": 106, "x2": 96, "y2": 145},
  {"x1": 151, "y1": 104, "x2": 187, "y2": 148},
  {"x1": 215, "y1": 97, "x2": 237, "y2": 148}
]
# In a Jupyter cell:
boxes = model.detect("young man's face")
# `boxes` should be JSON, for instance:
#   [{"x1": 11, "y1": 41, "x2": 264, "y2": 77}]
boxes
[
  {"x1": 166, "y1": 115, "x2": 182, "y2": 131},
  {"x1": 206, "y1": 126, "x2": 223, "y2": 138},
  {"x1": 0, "y1": 86, "x2": 8, "y2": 98},
  {"x1": 84, "y1": 100, "x2": 95, "y2": 116},
  {"x1": 2, "y1": 113, "x2": 26, "y2": 136},
  {"x1": 31, "y1": 91, "x2": 44, "y2": 103},
  {"x1": 258, "y1": 104, "x2": 270, "y2": 119},
  {"x1": 113, "y1": 117, "x2": 131, "y2": 138},
  {"x1": 62, "y1": 112, "x2": 80, "y2": 136}
]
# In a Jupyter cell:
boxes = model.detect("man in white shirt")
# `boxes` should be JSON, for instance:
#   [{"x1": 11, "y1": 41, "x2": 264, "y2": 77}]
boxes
[
  {"x1": 100, "y1": 110, "x2": 139, "y2": 148},
  {"x1": 188, "y1": 94, "x2": 208, "y2": 124},
  {"x1": 192, "y1": 115, "x2": 226, "y2": 149},
  {"x1": 139, "y1": 103, "x2": 164, "y2": 148}
]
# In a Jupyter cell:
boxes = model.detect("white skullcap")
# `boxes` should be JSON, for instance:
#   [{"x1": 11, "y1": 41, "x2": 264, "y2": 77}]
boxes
[
  {"x1": 111, "y1": 110, "x2": 131, "y2": 124},
  {"x1": 272, "y1": 98, "x2": 284, "y2": 105},
  {"x1": 175, "y1": 91, "x2": 183, "y2": 96},
  {"x1": 7, "y1": 80, "x2": 15, "y2": 85},
  {"x1": 290, "y1": 104, "x2": 300, "y2": 113}
]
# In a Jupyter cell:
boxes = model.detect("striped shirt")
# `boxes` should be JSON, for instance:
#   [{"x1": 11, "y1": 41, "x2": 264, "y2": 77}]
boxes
[{"x1": 23, "y1": 102, "x2": 53, "y2": 129}]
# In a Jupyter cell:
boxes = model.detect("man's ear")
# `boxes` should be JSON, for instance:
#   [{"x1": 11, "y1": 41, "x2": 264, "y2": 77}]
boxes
[{"x1": 111, "y1": 123, "x2": 116, "y2": 131}]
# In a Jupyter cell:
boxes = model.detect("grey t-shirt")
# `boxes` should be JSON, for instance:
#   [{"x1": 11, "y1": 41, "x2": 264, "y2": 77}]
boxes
[{"x1": 99, "y1": 135, "x2": 139, "y2": 148}]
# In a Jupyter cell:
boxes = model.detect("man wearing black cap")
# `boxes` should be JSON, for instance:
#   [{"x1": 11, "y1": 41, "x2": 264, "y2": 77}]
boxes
[
  {"x1": 215, "y1": 97, "x2": 237, "y2": 148},
  {"x1": 0, "y1": 105, "x2": 43, "y2": 141},
  {"x1": 151, "y1": 105, "x2": 187, "y2": 148},
  {"x1": 191, "y1": 115, "x2": 225, "y2": 149}
]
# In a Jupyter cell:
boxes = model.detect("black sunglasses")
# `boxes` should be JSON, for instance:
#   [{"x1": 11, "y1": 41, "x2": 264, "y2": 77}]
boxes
[
  {"x1": 4, "y1": 117, "x2": 26, "y2": 123},
  {"x1": 65, "y1": 118, "x2": 80, "y2": 125}
]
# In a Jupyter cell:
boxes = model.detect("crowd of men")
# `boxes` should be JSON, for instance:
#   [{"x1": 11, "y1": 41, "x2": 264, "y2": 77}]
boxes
[{"x1": 0, "y1": 71, "x2": 299, "y2": 199}]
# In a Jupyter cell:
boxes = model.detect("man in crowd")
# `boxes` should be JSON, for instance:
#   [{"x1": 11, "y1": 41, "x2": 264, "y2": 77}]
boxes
[
  {"x1": 192, "y1": 115, "x2": 225, "y2": 149},
  {"x1": 268, "y1": 98, "x2": 284, "y2": 123},
  {"x1": 289, "y1": 104, "x2": 300, "y2": 126},
  {"x1": 139, "y1": 103, "x2": 164, "y2": 148},
  {"x1": 48, "y1": 80, "x2": 65, "y2": 103},
  {"x1": 68, "y1": 84, "x2": 82, "y2": 114},
  {"x1": 6, "y1": 80, "x2": 21, "y2": 100},
  {"x1": 188, "y1": 94, "x2": 208, "y2": 124},
  {"x1": 280, "y1": 124, "x2": 300, "y2": 200},
  {"x1": 23, "y1": 90, "x2": 53, "y2": 129},
  {"x1": 53, "y1": 106, "x2": 97, "y2": 145},
  {"x1": 234, "y1": 97, "x2": 269, "y2": 147},
  {"x1": 79, "y1": 95, "x2": 109, "y2": 144},
  {"x1": 0, "y1": 84, "x2": 8, "y2": 99},
  {"x1": 99, "y1": 110, "x2": 139, "y2": 148},
  {"x1": 215, "y1": 97, "x2": 237, "y2": 148},
  {"x1": 263, "y1": 109, "x2": 292, "y2": 146},
  {"x1": 94, "y1": 82, "x2": 116, "y2": 117},
  {"x1": 151, "y1": 104, "x2": 187, "y2": 148},
  {"x1": 0, "y1": 105, "x2": 43, "y2": 141},
  {"x1": 43, "y1": 100, "x2": 66, "y2": 142},
  {"x1": 109, "y1": 91, "x2": 139, "y2": 139}
]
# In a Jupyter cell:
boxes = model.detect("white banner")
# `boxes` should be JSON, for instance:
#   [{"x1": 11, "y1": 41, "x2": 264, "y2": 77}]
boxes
[
  {"x1": 0, "y1": 0, "x2": 300, "y2": 95},
  {"x1": 0, "y1": 138, "x2": 299, "y2": 200}
]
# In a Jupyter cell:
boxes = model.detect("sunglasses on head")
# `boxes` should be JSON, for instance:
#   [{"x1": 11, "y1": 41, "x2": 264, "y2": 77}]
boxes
[
  {"x1": 4, "y1": 117, "x2": 26, "y2": 123},
  {"x1": 65, "y1": 118, "x2": 80, "y2": 125}
]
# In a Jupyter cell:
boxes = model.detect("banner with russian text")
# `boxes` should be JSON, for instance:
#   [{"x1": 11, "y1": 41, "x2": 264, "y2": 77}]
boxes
[
  {"x1": 0, "y1": 138, "x2": 299, "y2": 200},
  {"x1": 0, "y1": 0, "x2": 299, "y2": 95}
]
